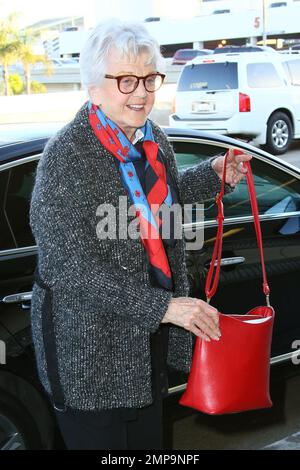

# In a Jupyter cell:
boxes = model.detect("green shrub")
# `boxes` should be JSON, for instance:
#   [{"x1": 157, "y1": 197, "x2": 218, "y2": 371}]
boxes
[
  {"x1": 8, "y1": 73, "x2": 24, "y2": 95},
  {"x1": 31, "y1": 81, "x2": 47, "y2": 93}
]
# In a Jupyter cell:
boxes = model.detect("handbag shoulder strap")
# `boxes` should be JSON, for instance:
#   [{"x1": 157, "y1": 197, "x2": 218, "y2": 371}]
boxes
[{"x1": 205, "y1": 149, "x2": 271, "y2": 307}]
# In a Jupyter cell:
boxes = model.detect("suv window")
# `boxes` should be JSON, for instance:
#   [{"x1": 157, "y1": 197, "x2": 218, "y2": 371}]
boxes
[
  {"x1": 283, "y1": 59, "x2": 300, "y2": 86},
  {"x1": 247, "y1": 62, "x2": 282, "y2": 88},
  {"x1": 3, "y1": 161, "x2": 37, "y2": 249},
  {"x1": 172, "y1": 141, "x2": 300, "y2": 220},
  {"x1": 177, "y1": 62, "x2": 238, "y2": 91}
]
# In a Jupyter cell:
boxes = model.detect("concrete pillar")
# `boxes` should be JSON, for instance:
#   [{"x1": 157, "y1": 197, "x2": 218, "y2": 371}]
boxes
[
  {"x1": 249, "y1": 37, "x2": 258, "y2": 46},
  {"x1": 193, "y1": 41, "x2": 204, "y2": 49}
]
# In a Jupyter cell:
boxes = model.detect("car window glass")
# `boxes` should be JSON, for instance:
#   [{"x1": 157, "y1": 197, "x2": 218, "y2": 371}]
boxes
[
  {"x1": 177, "y1": 62, "x2": 238, "y2": 91},
  {"x1": 283, "y1": 59, "x2": 300, "y2": 86},
  {"x1": 247, "y1": 62, "x2": 282, "y2": 88},
  {"x1": 5, "y1": 161, "x2": 37, "y2": 248},
  {"x1": 172, "y1": 141, "x2": 225, "y2": 222},
  {"x1": 172, "y1": 141, "x2": 300, "y2": 221},
  {"x1": 216, "y1": 159, "x2": 300, "y2": 219},
  {"x1": 0, "y1": 171, "x2": 15, "y2": 250}
]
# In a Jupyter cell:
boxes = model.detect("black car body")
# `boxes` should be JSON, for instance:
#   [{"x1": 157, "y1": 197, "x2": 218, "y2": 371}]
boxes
[{"x1": 1, "y1": 128, "x2": 300, "y2": 449}]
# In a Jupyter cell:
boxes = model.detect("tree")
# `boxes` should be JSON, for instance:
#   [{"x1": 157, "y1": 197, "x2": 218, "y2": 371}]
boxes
[
  {"x1": 18, "y1": 28, "x2": 52, "y2": 94},
  {"x1": 0, "y1": 14, "x2": 22, "y2": 96}
]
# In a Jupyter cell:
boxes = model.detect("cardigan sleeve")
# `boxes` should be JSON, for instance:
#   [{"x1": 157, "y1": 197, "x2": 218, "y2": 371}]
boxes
[{"x1": 30, "y1": 138, "x2": 173, "y2": 334}]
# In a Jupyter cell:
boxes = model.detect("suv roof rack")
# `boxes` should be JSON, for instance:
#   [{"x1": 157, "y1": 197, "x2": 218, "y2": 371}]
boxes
[{"x1": 213, "y1": 45, "x2": 277, "y2": 54}]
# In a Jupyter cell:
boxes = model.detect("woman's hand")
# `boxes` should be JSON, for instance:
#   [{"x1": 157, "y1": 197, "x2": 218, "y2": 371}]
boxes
[
  {"x1": 161, "y1": 297, "x2": 221, "y2": 342},
  {"x1": 211, "y1": 149, "x2": 252, "y2": 187}
]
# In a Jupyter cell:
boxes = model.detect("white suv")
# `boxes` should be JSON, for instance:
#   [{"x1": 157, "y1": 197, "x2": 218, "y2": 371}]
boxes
[{"x1": 169, "y1": 51, "x2": 300, "y2": 154}]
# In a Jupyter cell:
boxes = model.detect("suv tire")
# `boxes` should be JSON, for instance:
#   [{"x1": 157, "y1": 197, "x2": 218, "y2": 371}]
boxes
[
  {"x1": 0, "y1": 390, "x2": 42, "y2": 450},
  {"x1": 265, "y1": 112, "x2": 292, "y2": 155}
]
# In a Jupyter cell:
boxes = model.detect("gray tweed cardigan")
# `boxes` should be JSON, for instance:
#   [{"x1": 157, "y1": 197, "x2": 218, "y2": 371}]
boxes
[{"x1": 29, "y1": 102, "x2": 229, "y2": 411}]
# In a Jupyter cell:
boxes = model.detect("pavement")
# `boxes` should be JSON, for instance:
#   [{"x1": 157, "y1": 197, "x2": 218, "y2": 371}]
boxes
[
  {"x1": 0, "y1": 85, "x2": 176, "y2": 125},
  {"x1": 164, "y1": 363, "x2": 300, "y2": 450},
  {"x1": 263, "y1": 431, "x2": 300, "y2": 450}
]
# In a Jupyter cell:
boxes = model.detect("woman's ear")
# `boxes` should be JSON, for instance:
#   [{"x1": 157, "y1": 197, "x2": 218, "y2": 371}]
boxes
[{"x1": 88, "y1": 86, "x2": 102, "y2": 106}]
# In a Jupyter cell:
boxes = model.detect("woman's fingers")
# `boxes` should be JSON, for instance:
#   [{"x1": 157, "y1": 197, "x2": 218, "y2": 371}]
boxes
[
  {"x1": 225, "y1": 152, "x2": 253, "y2": 185},
  {"x1": 193, "y1": 314, "x2": 221, "y2": 341},
  {"x1": 187, "y1": 314, "x2": 219, "y2": 342},
  {"x1": 179, "y1": 300, "x2": 220, "y2": 332},
  {"x1": 234, "y1": 155, "x2": 252, "y2": 174},
  {"x1": 227, "y1": 150, "x2": 252, "y2": 165},
  {"x1": 235, "y1": 154, "x2": 252, "y2": 164},
  {"x1": 162, "y1": 296, "x2": 221, "y2": 341},
  {"x1": 189, "y1": 324, "x2": 211, "y2": 342},
  {"x1": 183, "y1": 302, "x2": 221, "y2": 341},
  {"x1": 194, "y1": 298, "x2": 219, "y2": 326}
]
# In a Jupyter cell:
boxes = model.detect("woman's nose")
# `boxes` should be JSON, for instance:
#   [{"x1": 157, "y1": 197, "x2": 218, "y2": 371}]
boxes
[{"x1": 133, "y1": 78, "x2": 147, "y2": 98}]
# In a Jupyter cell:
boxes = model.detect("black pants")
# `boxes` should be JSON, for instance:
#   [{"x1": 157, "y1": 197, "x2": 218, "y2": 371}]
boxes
[
  {"x1": 55, "y1": 395, "x2": 163, "y2": 450},
  {"x1": 54, "y1": 327, "x2": 169, "y2": 450}
]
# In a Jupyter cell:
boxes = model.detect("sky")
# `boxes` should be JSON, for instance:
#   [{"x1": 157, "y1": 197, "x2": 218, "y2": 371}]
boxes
[
  {"x1": 0, "y1": 0, "x2": 257, "y2": 28},
  {"x1": 1, "y1": 0, "x2": 88, "y2": 27},
  {"x1": 0, "y1": 0, "x2": 274, "y2": 29}
]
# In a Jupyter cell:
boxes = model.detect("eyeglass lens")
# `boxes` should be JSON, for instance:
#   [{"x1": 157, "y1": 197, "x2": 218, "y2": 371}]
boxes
[{"x1": 119, "y1": 74, "x2": 163, "y2": 93}]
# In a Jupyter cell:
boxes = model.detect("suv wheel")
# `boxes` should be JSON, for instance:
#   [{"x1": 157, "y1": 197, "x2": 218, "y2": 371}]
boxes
[
  {"x1": 265, "y1": 112, "x2": 292, "y2": 155},
  {"x1": 0, "y1": 390, "x2": 42, "y2": 450}
]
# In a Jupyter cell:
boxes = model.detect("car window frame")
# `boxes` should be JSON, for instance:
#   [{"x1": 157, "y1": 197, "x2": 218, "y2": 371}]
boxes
[{"x1": 0, "y1": 154, "x2": 40, "y2": 255}]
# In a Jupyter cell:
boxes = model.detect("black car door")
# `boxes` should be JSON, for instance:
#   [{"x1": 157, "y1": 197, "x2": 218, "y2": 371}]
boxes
[
  {"x1": 171, "y1": 137, "x2": 300, "y2": 362},
  {"x1": 0, "y1": 154, "x2": 39, "y2": 365},
  {"x1": 0, "y1": 144, "x2": 58, "y2": 450}
]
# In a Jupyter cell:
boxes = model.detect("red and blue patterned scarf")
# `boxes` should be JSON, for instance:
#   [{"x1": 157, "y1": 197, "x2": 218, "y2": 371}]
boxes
[{"x1": 88, "y1": 101, "x2": 173, "y2": 291}]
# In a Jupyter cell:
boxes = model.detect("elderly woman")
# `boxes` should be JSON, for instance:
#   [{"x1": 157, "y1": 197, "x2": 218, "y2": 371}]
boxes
[{"x1": 29, "y1": 19, "x2": 251, "y2": 450}]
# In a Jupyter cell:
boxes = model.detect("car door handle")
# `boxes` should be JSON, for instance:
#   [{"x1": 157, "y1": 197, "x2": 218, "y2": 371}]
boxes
[
  {"x1": 1, "y1": 292, "x2": 32, "y2": 304},
  {"x1": 205, "y1": 257, "x2": 245, "y2": 268}
]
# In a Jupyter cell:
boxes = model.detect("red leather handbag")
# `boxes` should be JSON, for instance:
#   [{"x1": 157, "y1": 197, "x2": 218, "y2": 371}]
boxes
[{"x1": 179, "y1": 149, "x2": 275, "y2": 415}]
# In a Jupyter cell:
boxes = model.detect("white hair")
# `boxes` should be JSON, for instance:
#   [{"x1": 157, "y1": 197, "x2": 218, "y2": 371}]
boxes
[{"x1": 79, "y1": 18, "x2": 166, "y2": 90}]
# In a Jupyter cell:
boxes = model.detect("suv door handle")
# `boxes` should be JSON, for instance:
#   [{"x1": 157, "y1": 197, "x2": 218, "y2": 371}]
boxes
[
  {"x1": 1, "y1": 292, "x2": 32, "y2": 304},
  {"x1": 205, "y1": 256, "x2": 245, "y2": 268}
]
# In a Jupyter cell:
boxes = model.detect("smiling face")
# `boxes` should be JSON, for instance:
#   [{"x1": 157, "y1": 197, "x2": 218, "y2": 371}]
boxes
[{"x1": 89, "y1": 46, "x2": 157, "y2": 141}]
